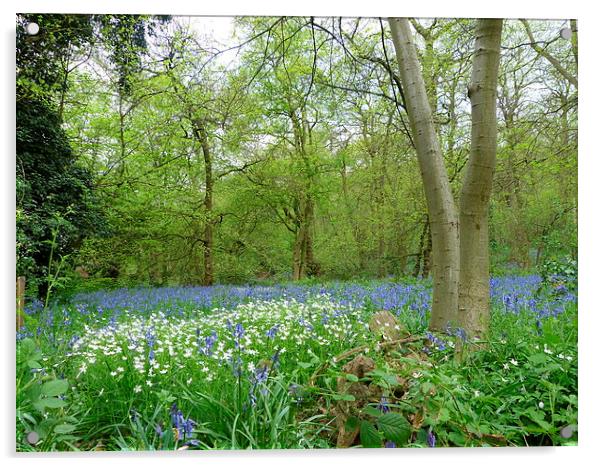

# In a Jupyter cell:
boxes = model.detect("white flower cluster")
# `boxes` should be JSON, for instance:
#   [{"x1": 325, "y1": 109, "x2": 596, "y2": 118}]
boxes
[{"x1": 66, "y1": 297, "x2": 367, "y2": 392}]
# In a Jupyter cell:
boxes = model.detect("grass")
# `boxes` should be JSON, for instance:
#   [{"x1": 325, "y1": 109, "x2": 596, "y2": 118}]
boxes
[{"x1": 16, "y1": 275, "x2": 577, "y2": 450}]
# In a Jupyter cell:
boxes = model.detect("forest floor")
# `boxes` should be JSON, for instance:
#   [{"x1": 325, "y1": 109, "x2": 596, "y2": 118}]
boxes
[{"x1": 16, "y1": 275, "x2": 577, "y2": 450}]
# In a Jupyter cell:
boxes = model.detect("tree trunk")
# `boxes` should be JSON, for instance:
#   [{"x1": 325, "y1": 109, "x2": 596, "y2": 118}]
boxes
[
  {"x1": 304, "y1": 198, "x2": 319, "y2": 276},
  {"x1": 292, "y1": 240, "x2": 303, "y2": 280},
  {"x1": 194, "y1": 119, "x2": 214, "y2": 286},
  {"x1": 421, "y1": 222, "x2": 433, "y2": 279},
  {"x1": 503, "y1": 114, "x2": 529, "y2": 267},
  {"x1": 291, "y1": 196, "x2": 308, "y2": 280},
  {"x1": 340, "y1": 155, "x2": 366, "y2": 271},
  {"x1": 389, "y1": 18, "x2": 460, "y2": 331},
  {"x1": 458, "y1": 19, "x2": 503, "y2": 337}
]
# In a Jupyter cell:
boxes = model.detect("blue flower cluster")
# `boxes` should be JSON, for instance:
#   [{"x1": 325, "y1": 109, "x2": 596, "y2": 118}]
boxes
[
  {"x1": 17, "y1": 275, "x2": 576, "y2": 348},
  {"x1": 169, "y1": 402, "x2": 196, "y2": 441}
]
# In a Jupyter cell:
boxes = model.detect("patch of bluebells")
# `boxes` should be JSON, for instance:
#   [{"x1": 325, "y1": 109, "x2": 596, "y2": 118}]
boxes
[
  {"x1": 23, "y1": 298, "x2": 44, "y2": 316},
  {"x1": 20, "y1": 273, "x2": 576, "y2": 397},
  {"x1": 233, "y1": 322, "x2": 244, "y2": 349},
  {"x1": 248, "y1": 364, "x2": 270, "y2": 407},
  {"x1": 197, "y1": 329, "x2": 218, "y2": 356},
  {"x1": 230, "y1": 355, "x2": 243, "y2": 378},
  {"x1": 18, "y1": 275, "x2": 574, "y2": 343},
  {"x1": 425, "y1": 332, "x2": 447, "y2": 352},
  {"x1": 146, "y1": 327, "x2": 156, "y2": 362},
  {"x1": 445, "y1": 323, "x2": 467, "y2": 342},
  {"x1": 169, "y1": 402, "x2": 196, "y2": 441},
  {"x1": 266, "y1": 325, "x2": 279, "y2": 339}
]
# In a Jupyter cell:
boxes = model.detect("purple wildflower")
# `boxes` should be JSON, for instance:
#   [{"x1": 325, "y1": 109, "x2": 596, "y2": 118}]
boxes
[
  {"x1": 266, "y1": 325, "x2": 279, "y2": 339},
  {"x1": 427, "y1": 430, "x2": 436, "y2": 448},
  {"x1": 378, "y1": 396, "x2": 391, "y2": 413}
]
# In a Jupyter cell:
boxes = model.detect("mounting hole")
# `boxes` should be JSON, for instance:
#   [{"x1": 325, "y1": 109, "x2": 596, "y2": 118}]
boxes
[
  {"x1": 26, "y1": 431, "x2": 40, "y2": 444},
  {"x1": 560, "y1": 27, "x2": 572, "y2": 40},
  {"x1": 560, "y1": 425, "x2": 575, "y2": 438},
  {"x1": 25, "y1": 22, "x2": 40, "y2": 36}
]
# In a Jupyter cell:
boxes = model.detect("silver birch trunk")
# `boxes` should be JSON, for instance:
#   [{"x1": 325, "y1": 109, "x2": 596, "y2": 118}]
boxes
[
  {"x1": 388, "y1": 18, "x2": 460, "y2": 331},
  {"x1": 458, "y1": 19, "x2": 503, "y2": 337}
]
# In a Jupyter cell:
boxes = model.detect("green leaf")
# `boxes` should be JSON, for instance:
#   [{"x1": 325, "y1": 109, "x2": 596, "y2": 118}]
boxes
[
  {"x1": 528, "y1": 353, "x2": 548, "y2": 365},
  {"x1": 54, "y1": 423, "x2": 76, "y2": 434},
  {"x1": 27, "y1": 359, "x2": 43, "y2": 369},
  {"x1": 448, "y1": 431, "x2": 466, "y2": 446},
  {"x1": 344, "y1": 416, "x2": 359, "y2": 431},
  {"x1": 382, "y1": 374, "x2": 400, "y2": 386},
  {"x1": 19, "y1": 338, "x2": 36, "y2": 355},
  {"x1": 26, "y1": 383, "x2": 43, "y2": 402},
  {"x1": 438, "y1": 407, "x2": 450, "y2": 423},
  {"x1": 41, "y1": 397, "x2": 67, "y2": 408},
  {"x1": 363, "y1": 406, "x2": 383, "y2": 417},
  {"x1": 333, "y1": 393, "x2": 356, "y2": 402},
  {"x1": 36, "y1": 419, "x2": 56, "y2": 439},
  {"x1": 41, "y1": 379, "x2": 69, "y2": 396},
  {"x1": 345, "y1": 373, "x2": 359, "y2": 382},
  {"x1": 360, "y1": 420, "x2": 382, "y2": 448},
  {"x1": 377, "y1": 413, "x2": 411, "y2": 445}
]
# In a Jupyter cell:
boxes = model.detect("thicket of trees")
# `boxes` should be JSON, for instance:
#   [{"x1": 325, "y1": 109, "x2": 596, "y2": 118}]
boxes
[{"x1": 16, "y1": 15, "x2": 577, "y2": 332}]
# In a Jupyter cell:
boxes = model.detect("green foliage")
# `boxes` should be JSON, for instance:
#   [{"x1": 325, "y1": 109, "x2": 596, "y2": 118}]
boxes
[
  {"x1": 16, "y1": 14, "x2": 95, "y2": 98},
  {"x1": 357, "y1": 307, "x2": 578, "y2": 447},
  {"x1": 538, "y1": 256, "x2": 577, "y2": 292},
  {"x1": 16, "y1": 338, "x2": 80, "y2": 451},
  {"x1": 16, "y1": 95, "x2": 106, "y2": 294},
  {"x1": 15, "y1": 15, "x2": 578, "y2": 450},
  {"x1": 45, "y1": 17, "x2": 575, "y2": 287},
  {"x1": 16, "y1": 277, "x2": 577, "y2": 450}
]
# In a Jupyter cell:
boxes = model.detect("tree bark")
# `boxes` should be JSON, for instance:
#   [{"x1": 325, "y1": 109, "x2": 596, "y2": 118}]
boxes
[
  {"x1": 458, "y1": 19, "x2": 503, "y2": 337},
  {"x1": 288, "y1": 104, "x2": 318, "y2": 281},
  {"x1": 194, "y1": 119, "x2": 214, "y2": 286},
  {"x1": 421, "y1": 221, "x2": 433, "y2": 279},
  {"x1": 389, "y1": 18, "x2": 460, "y2": 331}
]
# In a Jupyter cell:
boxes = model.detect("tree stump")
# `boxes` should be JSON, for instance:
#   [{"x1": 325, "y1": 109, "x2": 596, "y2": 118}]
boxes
[{"x1": 369, "y1": 310, "x2": 406, "y2": 342}]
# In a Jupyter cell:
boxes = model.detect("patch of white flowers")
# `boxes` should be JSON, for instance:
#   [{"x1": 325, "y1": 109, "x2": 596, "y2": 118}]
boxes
[{"x1": 67, "y1": 297, "x2": 367, "y2": 393}]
